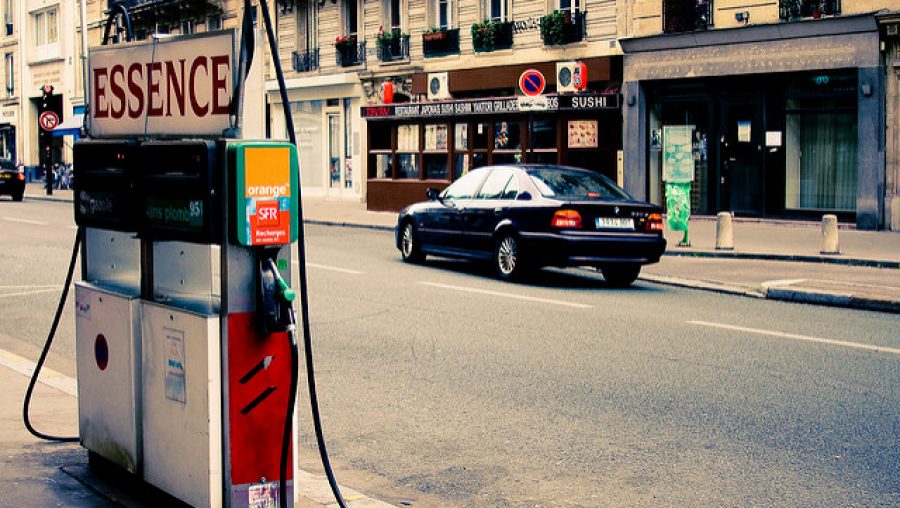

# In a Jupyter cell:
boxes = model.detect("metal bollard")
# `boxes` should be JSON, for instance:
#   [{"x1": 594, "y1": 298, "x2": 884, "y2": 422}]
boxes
[
  {"x1": 820, "y1": 214, "x2": 840, "y2": 255},
  {"x1": 715, "y1": 211, "x2": 734, "y2": 250}
]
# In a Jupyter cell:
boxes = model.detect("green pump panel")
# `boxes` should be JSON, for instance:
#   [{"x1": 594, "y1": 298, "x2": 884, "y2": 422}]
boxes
[{"x1": 230, "y1": 141, "x2": 299, "y2": 247}]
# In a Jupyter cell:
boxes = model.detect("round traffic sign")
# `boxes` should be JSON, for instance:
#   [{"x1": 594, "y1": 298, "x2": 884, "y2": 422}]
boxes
[
  {"x1": 518, "y1": 69, "x2": 546, "y2": 97},
  {"x1": 39, "y1": 111, "x2": 59, "y2": 131}
]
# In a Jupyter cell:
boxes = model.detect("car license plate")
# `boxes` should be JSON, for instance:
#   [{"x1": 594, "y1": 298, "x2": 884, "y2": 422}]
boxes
[
  {"x1": 0, "y1": 173, "x2": 9, "y2": 179},
  {"x1": 595, "y1": 217, "x2": 634, "y2": 230}
]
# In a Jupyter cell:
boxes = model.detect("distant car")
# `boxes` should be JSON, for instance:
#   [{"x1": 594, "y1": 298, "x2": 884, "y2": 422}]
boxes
[
  {"x1": 0, "y1": 159, "x2": 25, "y2": 201},
  {"x1": 396, "y1": 165, "x2": 666, "y2": 286}
]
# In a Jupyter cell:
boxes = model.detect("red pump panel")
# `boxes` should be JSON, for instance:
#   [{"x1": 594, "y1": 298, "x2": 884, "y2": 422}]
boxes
[{"x1": 227, "y1": 312, "x2": 293, "y2": 485}]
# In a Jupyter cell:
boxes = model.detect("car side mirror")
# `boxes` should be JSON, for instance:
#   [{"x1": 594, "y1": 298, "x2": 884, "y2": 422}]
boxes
[
  {"x1": 517, "y1": 191, "x2": 532, "y2": 201},
  {"x1": 425, "y1": 187, "x2": 440, "y2": 201}
]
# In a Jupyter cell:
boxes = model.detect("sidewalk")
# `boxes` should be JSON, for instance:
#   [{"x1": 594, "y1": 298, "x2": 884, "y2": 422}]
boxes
[
  {"x1": 25, "y1": 183, "x2": 900, "y2": 313},
  {"x1": 0, "y1": 346, "x2": 390, "y2": 508}
]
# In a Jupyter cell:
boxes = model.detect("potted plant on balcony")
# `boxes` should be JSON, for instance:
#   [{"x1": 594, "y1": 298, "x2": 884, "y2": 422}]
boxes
[
  {"x1": 376, "y1": 25, "x2": 407, "y2": 60},
  {"x1": 473, "y1": 18, "x2": 514, "y2": 52},
  {"x1": 540, "y1": 10, "x2": 567, "y2": 46},
  {"x1": 424, "y1": 26, "x2": 448, "y2": 42}
]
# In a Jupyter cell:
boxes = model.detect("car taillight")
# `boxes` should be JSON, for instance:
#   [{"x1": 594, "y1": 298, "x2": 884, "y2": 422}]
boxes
[
  {"x1": 16, "y1": 173, "x2": 24, "y2": 181},
  {"x1": 645, "y1": 213, "x2": 663, "y2": 232},
  {"x1": 552, "y1": 209, "x2": 582, "y2": 228}
]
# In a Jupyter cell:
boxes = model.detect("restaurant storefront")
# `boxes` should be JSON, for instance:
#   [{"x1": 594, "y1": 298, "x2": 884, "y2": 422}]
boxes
[{"x1": 361, "y1": 93, "x2": 622, "y2": 211}]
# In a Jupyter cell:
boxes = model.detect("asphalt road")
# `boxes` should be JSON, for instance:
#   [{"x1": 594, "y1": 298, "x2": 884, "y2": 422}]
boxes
[{"x1": 1, "y1": 198, "x2": 898, "y2": 507}]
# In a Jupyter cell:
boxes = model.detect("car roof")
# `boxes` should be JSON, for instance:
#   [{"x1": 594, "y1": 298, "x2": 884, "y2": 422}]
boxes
[{"x1": 481, "y1": 164, "x2": 596, "y2": 175}]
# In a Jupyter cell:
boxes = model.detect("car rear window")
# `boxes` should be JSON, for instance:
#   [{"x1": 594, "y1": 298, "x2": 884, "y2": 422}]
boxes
[{"x1": 528, "y1": 168, "x2": 630, "y2": 200}]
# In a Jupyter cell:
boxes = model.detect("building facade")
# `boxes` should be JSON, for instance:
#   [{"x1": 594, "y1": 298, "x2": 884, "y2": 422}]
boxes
[
  {"x1": 619, "y1": 0, "x2": 898, "y2": 230},
  {"x1": 269, "y1": 0, "x2": 627, "y2": 209}
]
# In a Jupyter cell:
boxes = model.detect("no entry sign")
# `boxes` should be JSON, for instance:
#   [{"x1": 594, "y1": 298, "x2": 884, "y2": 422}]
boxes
[{"x1": 518, "y1": 69, "x2": 546, "y2": 97}]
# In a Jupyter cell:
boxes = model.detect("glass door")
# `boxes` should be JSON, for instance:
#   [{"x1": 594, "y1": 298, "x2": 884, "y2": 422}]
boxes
[
  {"x1": 721, "y1": 99, "x2": 764, "y2": 215},
  {"x1": 327, "y1": 113, "x2": 342, "y2": 192}
]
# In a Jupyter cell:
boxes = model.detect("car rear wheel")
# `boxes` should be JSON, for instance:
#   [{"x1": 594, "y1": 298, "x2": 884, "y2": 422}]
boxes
[
  {"x1": 495, "y1": 232, "x2": 528, "y2": 281},
  {"x1": 602, "y1": 264, "x2": 641, "y2": 287},
  {"x1": 400, "y1": 221, "x2": 425, "y2": 263}
]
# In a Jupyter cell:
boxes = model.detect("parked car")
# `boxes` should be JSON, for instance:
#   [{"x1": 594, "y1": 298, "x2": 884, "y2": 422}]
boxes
[
  {"x1": 396, "y1": 164, "x2": 667, "y2": 286},
  {"x1": 0, "y1": 159, "x2": 25, "y2": 201}
]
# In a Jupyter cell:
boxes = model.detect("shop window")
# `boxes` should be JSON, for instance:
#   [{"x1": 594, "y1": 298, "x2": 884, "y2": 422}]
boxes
[
  {"x1": 472, "y1": 152, "x2": 488, "y2": 169},
  {"x1": 472, "y1": 122, "x2": 490, "y2": 149},
  {"x1": 397, "y1": 124, "x2": 419, "y2": 178},
  {"x1": 531, "y1": 119, "x2": 557, "y2": 149},
  {"x1": 424, "y1": 154, "x2": 448, "y2": 179},
  {"x1": 494, "y1": 121, "x2": 521, "y2": 150},
  {"x1": 398, "y1": 154, "x2": 418, "y2": 179},
  {"x1": 370, "y1": 125, "x2": 392, "y2": 150},
  {"x1": 454, "y1": 123, "x2": 468, "y2": 150},
  {"x1": 455, "y1": 154, "x2": 469, "y2": 179},
  {"x1": 785, "y1": 100, "x2": 857, "y2": 211},
  {"x1": 492, "y1": 152, "x2": 522, "y2": 165},
  {"x1": 424, "y1": 124, "x2": 448, "y2": 179},
  {"x1": 374, "y1": 153, "x2": 393, "y2": 178}
]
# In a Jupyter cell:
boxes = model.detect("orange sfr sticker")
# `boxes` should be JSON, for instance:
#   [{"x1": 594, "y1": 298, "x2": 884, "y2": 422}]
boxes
[{"x1": 233, "y1": 142, "x2": 299, "y2": 246}]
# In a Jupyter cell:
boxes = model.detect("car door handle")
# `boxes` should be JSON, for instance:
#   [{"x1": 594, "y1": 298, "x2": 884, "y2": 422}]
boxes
[{"x1": 493, "y1": 207, "x2": 503, "y2": 216}]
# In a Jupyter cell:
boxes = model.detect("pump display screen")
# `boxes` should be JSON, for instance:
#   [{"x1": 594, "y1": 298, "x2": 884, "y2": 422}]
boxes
[
  {"x1": 139, "y1": 140, "x2": 221, "y2": 243},
  {"x1": 73, "y1": 140, "x2": 139, "y2": 231}
]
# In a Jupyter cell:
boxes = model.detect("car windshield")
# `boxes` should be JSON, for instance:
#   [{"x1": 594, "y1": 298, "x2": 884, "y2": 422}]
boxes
[{"x1": 528, "y1": 168, "x2": 630, "y2": 200}]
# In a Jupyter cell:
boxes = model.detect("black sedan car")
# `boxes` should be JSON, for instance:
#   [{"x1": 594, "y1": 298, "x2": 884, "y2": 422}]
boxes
[
  {"x1": 0, "y1": 159, "x2": 25, "y2": 201},
  {"x1": 396, "y1": 165, "x2": 666, "y2": 286}
]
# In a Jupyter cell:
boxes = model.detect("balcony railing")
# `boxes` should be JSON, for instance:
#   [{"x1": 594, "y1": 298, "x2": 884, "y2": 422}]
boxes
[
  {"x1": 423, "y1": 28, "x2": 460, "y2": 57},
  {"x1": 472, "y1": 20, "x2": 514, "y2": 52},
  {"x1": 779, "y1": 0, "x2": 840, "y2": 20},
  {"x1": 336, "y1": 40, "x2": 366, "y2": 67},
  {"x1": 292, "y1": 48, "x2": 319, "y2": 73},
  {"x1": 377, "y1": 34, "x2": 410, "y2": 62},
  {"x1": 663, "y1": 0, "x2": 713, "y2": 34}
]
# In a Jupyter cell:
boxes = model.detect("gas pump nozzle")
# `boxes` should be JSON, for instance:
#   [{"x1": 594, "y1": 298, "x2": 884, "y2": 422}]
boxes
[{"x1": 257, "y1": 248, "x2": 295, "y2": 335}]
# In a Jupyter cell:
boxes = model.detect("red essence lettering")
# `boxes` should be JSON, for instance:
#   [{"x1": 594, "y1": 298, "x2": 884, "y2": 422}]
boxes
[
  {"x1": 189, "y1": 57, "x2": 209, "y2": 117},
  {"x1": 146, "y1": 62, "x2": 164, "y2": 117},
  {"x1": 165, "y1": 59, "x2": 186, "y2": 117},
  {"x1": 211, "y1": 55, "x2": 230, "y2": 115},
  {"x1": 127, "y1": 63, "x2": 144, "y2": 119},
  {"x1": 93, "y1": 67, "x2": 109, "y2": 118},
  {"x1": 109, "y1": 64, "x2": 126, "y2": 119}
]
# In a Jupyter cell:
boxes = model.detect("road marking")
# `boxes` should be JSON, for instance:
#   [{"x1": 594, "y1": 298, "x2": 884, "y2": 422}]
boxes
[
  {"x1": 688, "y1": 320, "x2": 900, "y2": 356},
  {"x1": 419, "y1": 281, "x2": 593, "y2": 309},
  {"x1": 761, "y1": 279, "x2": 806, "y2": 288},
  {"x1": 0, "y1": 288, "x2": 61, "y2": 299},
  {"x1": 293, "y1": 260, "x2": 363, "y2": 275},
  {"x1": 3, "y1": 217, "x2": 49, "y2": 226},
  {"x1": 0, "y1": 348, "x2": 78, "y2": 396}
]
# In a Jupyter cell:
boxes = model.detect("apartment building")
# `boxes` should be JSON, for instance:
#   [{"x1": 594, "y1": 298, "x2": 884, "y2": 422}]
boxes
[
  {"x1": 619, "y1": 0, "x2": 899, "y2": 229},
  {"x1": 268, "y1": 0, "x2": 627, "y2": 210},
  {"x1": 0, "y1": 0, "x2": 18, "y2": 163}
]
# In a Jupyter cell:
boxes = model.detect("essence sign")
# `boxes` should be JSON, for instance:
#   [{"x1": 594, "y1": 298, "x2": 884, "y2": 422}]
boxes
[{"x1": 88, "y1": 31, "x2": 235, "y2": 138}]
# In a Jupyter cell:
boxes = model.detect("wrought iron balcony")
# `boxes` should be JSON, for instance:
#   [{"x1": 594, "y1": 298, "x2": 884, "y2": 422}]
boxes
[
  {"x1": 472, "y1": 20, "x2": 514, "y2": 52},
  {"x1": 423, "y1": 28, "x2": 460, "y2": 57},
  {"x1": 779, "y1": 0, "x2": 841, "y2": 20},
  {"x1": 663, "y1": 0, "x2": 713, "y2": 34},
  {"x1": 292, "y1": 49, "x2": 319, "y2": 73},
  {"x1": 336, "y1": 40, "x2": 366, "y2": 67},
  {"x1": 377, "y1": 34, "x2": 410, "y2": 62},
  {"x1": 541, "y1": 11, "x2": 587, "y2": 45}
]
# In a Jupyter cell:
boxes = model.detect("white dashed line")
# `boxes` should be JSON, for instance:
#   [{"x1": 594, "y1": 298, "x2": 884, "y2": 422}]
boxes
[
  {"x1": 419, "y1": 281, "x2": 593, "y2": 309},
  {"x1": 688, "y1": 320, "x2": 900, "y2": 355},
  {"x1": 294, "y1": 260, "x2": 363, "y2": 275}
]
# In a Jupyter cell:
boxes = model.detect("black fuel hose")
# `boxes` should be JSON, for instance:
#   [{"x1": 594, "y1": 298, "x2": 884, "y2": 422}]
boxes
[
  {"x1": 23, "y1": 227, "x2": 81, "y2": 443},
  {"x1": 258, "y1": 2, "x2": 347, "y2": 507}
]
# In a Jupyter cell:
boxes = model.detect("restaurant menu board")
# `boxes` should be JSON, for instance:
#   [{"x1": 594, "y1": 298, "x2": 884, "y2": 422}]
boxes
[
  {"x1": 662, "y1": 125, "x2": 694, "y2": 183},
  {"x1": 567, "y1": 120, "x2": 598, "y2": 148}
]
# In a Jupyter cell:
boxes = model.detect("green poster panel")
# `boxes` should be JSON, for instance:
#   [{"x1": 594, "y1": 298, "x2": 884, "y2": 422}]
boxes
[
  {"x1": 666, "y1": 182, "x2": 691, "y2": 246},
  {"x1": 662, "y1": 125, "x2": 695, "y2": 183}
]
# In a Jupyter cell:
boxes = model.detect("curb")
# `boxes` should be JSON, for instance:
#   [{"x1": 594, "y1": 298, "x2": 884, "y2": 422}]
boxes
[
  {"x1": 663, "y1": 249, "x2": 900, "y2": 269},
  {"x1": 643, "y1": 274, "x2": 900, "y2": 314}
]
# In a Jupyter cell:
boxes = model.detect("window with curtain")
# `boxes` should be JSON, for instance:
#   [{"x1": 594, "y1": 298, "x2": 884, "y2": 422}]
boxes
[
  {"x1": 345, "y1": 0, "x2": 358, "y2": 36},
  {"x1": 385, "y1": 0, "x2": 402, "y2": 30},
  {"x1": 296, "y1": 1, "x2": 317, "y2": 52},
  {"x1": 785, "y1": 105, "x2": 857, "y2": 211}
]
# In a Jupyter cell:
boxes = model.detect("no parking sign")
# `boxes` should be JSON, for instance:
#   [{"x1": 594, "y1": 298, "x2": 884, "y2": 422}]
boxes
[{"x1": 518, "y1": 69, "x2": 546, "y2": 97}]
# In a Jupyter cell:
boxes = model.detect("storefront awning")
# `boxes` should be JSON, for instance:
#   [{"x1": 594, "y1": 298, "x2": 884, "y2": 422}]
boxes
[{"x1": 51, "y1": 114, "x2": 84, "y2": 137}]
